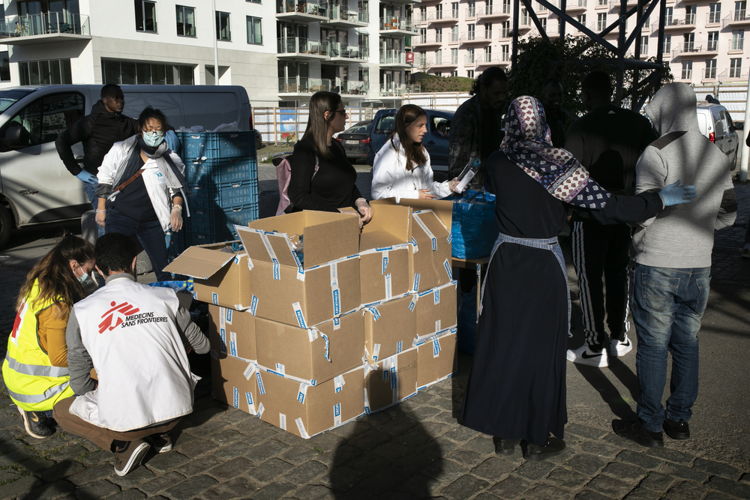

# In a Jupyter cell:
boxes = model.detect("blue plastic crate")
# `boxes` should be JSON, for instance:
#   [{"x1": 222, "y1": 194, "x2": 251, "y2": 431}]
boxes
[
  {"x1": 187, "y1": 180, "x2": 259, "y2": 211},
  {"x1": 177, "y1": 131, "x2": 256, "y2": 161},
  {"x1": 184, "y1": 157, "x2": 258, "y2": 186},
  {"x1": 184, "y1": 202, "x2": 259, "y2": 246}
]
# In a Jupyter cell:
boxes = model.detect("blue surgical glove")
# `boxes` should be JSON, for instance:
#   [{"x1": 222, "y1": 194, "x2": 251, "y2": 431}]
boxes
[
  {"x1": 75, "y1": 170, "x2": 98, "y2": 186},
  {"x1": 658, "y1": 181, "x2": 697, "y2": 207}
]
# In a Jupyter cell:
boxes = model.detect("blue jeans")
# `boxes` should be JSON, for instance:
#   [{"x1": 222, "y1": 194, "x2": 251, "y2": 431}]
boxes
[
  {"x1": 105, "y1": 208, "x2": 169, "y2": 282},
  {"x1": 631, "y1": 264, "x2": 710, "y2": 433}
]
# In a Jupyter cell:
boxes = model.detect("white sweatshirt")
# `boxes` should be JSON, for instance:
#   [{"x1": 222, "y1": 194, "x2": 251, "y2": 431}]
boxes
[{"x1": 371, "y1": 135, "x2": 453, "y2": 201}]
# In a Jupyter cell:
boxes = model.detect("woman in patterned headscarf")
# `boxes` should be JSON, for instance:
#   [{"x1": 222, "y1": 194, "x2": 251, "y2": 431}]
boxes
[{"x1": 460, "y1": 96, "x2": 695, "y2": 460}]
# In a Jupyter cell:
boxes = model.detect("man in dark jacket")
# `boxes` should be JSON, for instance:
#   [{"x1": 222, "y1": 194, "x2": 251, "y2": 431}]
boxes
[
  {"x1": 564, "y1": 71, "x2": 658, "y2": 368},
  {"x1": 56, "y1": 84, "x2": 139, "y2": 205}
]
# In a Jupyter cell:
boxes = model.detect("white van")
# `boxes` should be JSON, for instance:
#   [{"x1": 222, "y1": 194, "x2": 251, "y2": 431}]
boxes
[
  {"x1": 695, "y1": 102, "x2": 740, "y2": 168},
  {"x1": 0, "y1": 84, "x2": 251, "y2": 247}
]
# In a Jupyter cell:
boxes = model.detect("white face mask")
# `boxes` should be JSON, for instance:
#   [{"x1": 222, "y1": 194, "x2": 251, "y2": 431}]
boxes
[{"x1": 143, "y1": 130, "x2": 165, "y2": 147}]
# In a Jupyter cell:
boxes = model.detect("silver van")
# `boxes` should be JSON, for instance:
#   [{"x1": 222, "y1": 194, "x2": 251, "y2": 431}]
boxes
[
  {"x1": 0, "y1": 84, "x2": 251, "y2": 247},
  {"x1": 696, "y1": 102, "x2": 740, "y2": 168}
]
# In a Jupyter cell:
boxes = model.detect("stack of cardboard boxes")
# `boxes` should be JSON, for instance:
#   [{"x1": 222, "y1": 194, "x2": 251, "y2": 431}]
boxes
[{"x1": 165, "y1": 200, "x2": 457, "y2": 439}]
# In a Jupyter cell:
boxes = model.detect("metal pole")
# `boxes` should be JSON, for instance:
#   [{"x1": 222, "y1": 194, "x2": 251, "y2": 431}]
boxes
[
  {"x1": 740, "y1": 78, "x2": 750, "y2": 181},
  {"x1": 212, "y1": 0, "x2": 219, "y2": 85}
]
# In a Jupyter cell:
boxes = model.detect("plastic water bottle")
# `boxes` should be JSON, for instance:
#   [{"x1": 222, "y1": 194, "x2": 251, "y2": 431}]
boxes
[{"x1": 455, "y1": 158, "x2": 481, "y2": 193}]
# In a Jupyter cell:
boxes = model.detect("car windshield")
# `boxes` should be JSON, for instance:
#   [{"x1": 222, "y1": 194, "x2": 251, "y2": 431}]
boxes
[{"x1": 0, "y1": 89, "x2": 32, "y2": 114}]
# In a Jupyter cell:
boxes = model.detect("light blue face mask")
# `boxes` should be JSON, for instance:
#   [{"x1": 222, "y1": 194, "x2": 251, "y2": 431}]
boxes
[{"x1": 143, "y1": 130, "x2": 165, "y2": 147}]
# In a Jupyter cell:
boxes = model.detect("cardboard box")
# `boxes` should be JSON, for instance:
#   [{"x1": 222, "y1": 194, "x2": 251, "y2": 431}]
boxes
[
  {"x1": 164, "y1": 241, "x2": 252, "y2": 310},
  {"x1": 371, "y1": 200, "x2": 453, "y2": 293},
  {"x1": 355, "y1": 204, "x2": 413, "y2": 305},
  {"x1": 364, "y1": 347, "x2": 418, "y2": 414},
  {"x1": 237, "y1": 211, "x2": 361, "y2": 327},
  {"x1": 416, "y1": 330, "x2": 457, "y2": 390},
  {"x1": 254, "y1": 311, "x2": 364, "y2": 384},
  {"x1": 210, "y1": 354, "x2": 258, "y2": 415},
  {"x1": 208, "y1": 305, "x2": 256, "y2": 361},
  {"x1": 363, "y1": 294, "x2": 417, "y2": 363},
  {"x1": 255, "y1": 364, "x2": 365, "y2": 439},
  {"x1": 414, "y1": 281, "x2": 458, "y2": 339}
]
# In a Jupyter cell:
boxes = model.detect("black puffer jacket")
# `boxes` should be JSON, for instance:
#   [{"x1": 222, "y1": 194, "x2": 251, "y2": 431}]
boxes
[{"x1": 55, "y1": 101, "x2": 139, "y2": 176}]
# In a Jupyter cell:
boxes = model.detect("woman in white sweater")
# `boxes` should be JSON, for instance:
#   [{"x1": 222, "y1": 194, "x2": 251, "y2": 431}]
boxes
[{"x1": 371, "y1": 104, "x2": 459, "y2": 200}]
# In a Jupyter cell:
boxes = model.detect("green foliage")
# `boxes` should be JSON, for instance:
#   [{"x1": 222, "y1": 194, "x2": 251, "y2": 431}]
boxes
[
  {"x1": 415, "y1": 74, "x2": 475, "y2": 93},
  {"x1": 508, "y1": 36, "x2": 672, "y2": 117}
]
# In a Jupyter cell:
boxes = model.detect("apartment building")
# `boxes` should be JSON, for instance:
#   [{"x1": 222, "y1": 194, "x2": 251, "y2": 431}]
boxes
[
  {"x1": 0, "y1": 0, "x2": 419, "y2": 106},
  {"x1": 413, "y1": 0, "x2": 750, "y2": 87}
]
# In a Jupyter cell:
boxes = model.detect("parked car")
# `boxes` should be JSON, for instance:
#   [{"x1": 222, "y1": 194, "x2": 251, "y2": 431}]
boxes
[
  {"x1": 335, "y1": 120, "x2": 372, "y2": 163},
  {"x1": 367, "y1": 108, "x2": 453, "y2": 180},
  {"x1": 0, "y1": 84, "x2": 252, "y2": 248},
  {"x1": 696, "y1": 102, "x2": 740, "y2": 168}
]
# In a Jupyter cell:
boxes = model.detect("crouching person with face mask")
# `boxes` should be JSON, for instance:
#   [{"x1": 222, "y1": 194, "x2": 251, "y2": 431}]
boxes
[
  {"x1": 54, "y1": 233, "x2": 209, "y2": 476},
  {"x1": 2, "y1": 235, "x2": 96, "y2": 439},
  {"x1": 94, "y1": 107, "x2": 188, "y2": 281}
]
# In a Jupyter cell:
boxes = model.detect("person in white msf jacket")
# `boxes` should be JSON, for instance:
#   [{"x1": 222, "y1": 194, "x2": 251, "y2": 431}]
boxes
[
  {"x1": 53, "y1": 233, "x2": 209, "y2": 477},
  {"x1": 371, "y1": 104, "x2": 459, "y2": 200}
]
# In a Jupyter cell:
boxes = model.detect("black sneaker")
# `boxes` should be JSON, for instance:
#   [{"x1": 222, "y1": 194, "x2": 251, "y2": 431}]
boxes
[
  {"x1": 492, "y1": 437, "x2": 520, "y2": 456},
  {"x1": 147, "y1": 432, "x2": 173, "y2": 453},
  {"x1": 113, "y1": 439, "x2": 151, "y2": 476},
  {"x1": 17, "y1": 407, "x2": 54, "y2": 439},
  {"x1": 523, "y1": 437, "x2": 566, "y2": 461},
  {"x1": 663, "y1": 419, "x2": 690, "y2": 440},
  {"x1": 612, "y1": 419, "x2": 664, "y2": 448}
]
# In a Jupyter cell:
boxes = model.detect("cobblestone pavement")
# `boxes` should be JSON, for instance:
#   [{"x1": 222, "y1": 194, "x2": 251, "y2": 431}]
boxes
[{"x1": 0, "y1": 183, "x2": 748, "y2": 499}]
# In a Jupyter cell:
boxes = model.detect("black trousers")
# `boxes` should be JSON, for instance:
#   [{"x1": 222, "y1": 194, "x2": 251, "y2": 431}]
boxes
[{"x1": 571, "y1": 220, "x2": 632, "y2": 347}]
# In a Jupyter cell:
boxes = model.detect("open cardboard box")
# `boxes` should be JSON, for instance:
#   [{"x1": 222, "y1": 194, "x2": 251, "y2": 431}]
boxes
[
  {"x1": 236, "y1": 211, "x2": 361, "y2": 328},
  {"x1": 254, "y1": 310, "x2": 364, "y2": 384},
  {"x1": 208, "y1": 305, "x2": 256, "y2": 361},
  {"x1": 370, "y1": 199, "x2": 453, "y2": 292},
  {"x1": 164, "y1": 241, "x2": 252, "y2": 310}
]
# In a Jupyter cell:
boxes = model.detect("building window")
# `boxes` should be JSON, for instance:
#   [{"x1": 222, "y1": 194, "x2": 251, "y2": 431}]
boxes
[
  {"x1": 485, "y1": 23, "x2": 491, "y2": 39},
  {"x1": 452, "y1": 2, "x2": 459, "y2": 18},
  {"x1": 708, "y1": 31, "x2": 718, "y2": 51},
  {"x1": 468, "y1": 1, "x2": 476, "y2": 17},
  {"x1": 451, "y1": 48, "x2": 458, "y2": 64},
  {"x1": 134, "y1": 0, "x2": 157, "y2": 33},
  {"x1": 664, "y1": 35, "x2": 671, "y2": 54},
  {"x1": 247, "y1": 0, "x2": 262, "y2": 3},
  {"x1": 732, "y1": 31, "x2": 746, "y2": 49},
  {"x1": 216, "y1": 11, "x2": 231, "y2": 41},
  {"x1": 468, "y1": 24, "x2": 475, "y2": 40},
  {"x1": 730, "y1": 57, "x2": 742, "y2": 77},
  {"x1": 665, "y1": 7, "x2": 673, "y2": 24},
  {"x1": 597, "y1": 13, "x2": 607, "y2": 31},
  {"x1": 0, "y1": 51, "x2": 9, "y2": 81},
  {"x1": 420, "y1": 6, "x2": 426, "y2": 22},
  {"x1": 467, "y1": 69, "x2": 474, "y2": 78},
  {"x1": 501, "y1": 21, "x2": 510, "y2": 37},
  {"x1": 577, "y1": 14, "x2": 586, "y2": 27},
  {"x1": 484, "y1": 46, "x2": 491, "y2": 61},
  {"x1": 436, "y1": 27, "x2": 442, "y2": 42},
  {"x1": 176, "y1": 5, "x2": 196, "y2": 37},
  {"x1": 681, "y1": 61, "x2": 692, "y2": 80},
  {"x1": 501, "y1": 44, "x2": 509, "y2": 61},
  {"x1": 640, "y1": 35, "x2": 648, "y2": 54},
  {"x1": 19, "y1": 59, "x2": 72, "y2": 85},
  {"x1": 540, "y1": 18, "x2": 546, "y2": 30},
  {"x1": 247, "y1": 16, "x2": 262, "y2": 44},
  {"x1": 709, "y1": 3, "x2": 721, "y2": 23},
  {"x1": 521, "y1": 8, "x2": 529, "y2": 24},
  {"x1": 503, "y1": 0, "x2": 511, "y2": 13},
  {"x1": 598, "y1": 0, "x2": 607, "y2": 5},
  {"x1": 451, "y1": 70, "x2": 458, "y2": 77},
  {"x1": 436, "y1": 4, "x2": 443, "y2": 19},
  {"x1": 435, "y1": 49, "x2": 442, "y2": 64},
  {"x1": 420, "y1": 27, "x2": 427, "y2": 43},
  {"x1": 685, "y1": 6, "x2": 696, "y2": 24},
  {"x1": 735, "y1": 1, "x2": 747, "y2": 20},
  {"x1": 102, "y1": 59, "x2": 195, "y2": 85},
  {"x1": 683, "y1": 33, "x2": 694, "y2": 51},
  {"x1": 467, "y1": 47, "x2": 475, "y2": 63},
  {"x1": 705, "y1": 59, "x2": 716, "y2": 79},
  {"x1": 451, "y1": 25, "x2": 458, "y2": 41}
]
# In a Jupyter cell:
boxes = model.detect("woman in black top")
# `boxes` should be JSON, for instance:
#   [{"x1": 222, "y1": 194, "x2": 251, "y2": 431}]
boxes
[
  {"x1": 288, "y1": 91, "x2": 372, "y2": 224},
  {"x1": 461, "y1": 96, "x2": 695, "y2": 460}
]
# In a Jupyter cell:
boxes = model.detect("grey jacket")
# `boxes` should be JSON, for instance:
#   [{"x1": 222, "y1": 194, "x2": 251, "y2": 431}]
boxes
[{"x1": 632, "y1": 83, "x2": 737, "y2": 268}]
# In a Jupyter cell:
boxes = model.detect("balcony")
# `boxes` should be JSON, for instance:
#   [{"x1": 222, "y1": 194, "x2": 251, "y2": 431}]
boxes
[
  {"x1": 276, "y1": 1, "x2": 328, "y2": 22},
  {"x1": 463, "y1": 56, "x2": 476, "y2": 67},
  {"x1": 380, "y1": 84, "x2": 408, "y2": 96},
  {"x1": 460, "y1": 34, "x2": 492, "y2": 45},
  {"x1": 723, "y1": 11, "x2": 750, "y2": 28},
  {"x1": 718, "y1": 69, "x2": 747, "y2": 82},
  {"x1": 671, "y1": 44, "x2": 718, "y2": 57},
  {"x1": 340, "y1": 80, "x2": 369, "y2": 95},
  {"x1": 427, "y1": 13, "x2": 459, "y2": 25},
  {"x1": 0, "y1": 13, "x2": 90, "y2": 44},
  {"x1": 548, "y1": 0, "x2": 587, "y2": 15},
  {"x1": 477, "y1": 5, "x2": 512, "y2": 20},
  {"x1": 651, "y1": 17, "x2": 696, "y2": 31},
  {"x1": 278, "y1": 77, "x2": 332, "y2": 96},
  {"x1": 608, "y1": 0, "x2": 643, "y2": 10},
  {"x1": 429, "y1": 60, "x2": 458, "y2": 69},
  {"x1": 380, "y1": 50, "x2": 411, "y2": 68},
  {"x1": 680, "y1": 0, "x2": 712, "y2": 4},
  {"x1": 413, "y1": 38, "x2": 443, "y2": 48},
  {"x1": 328, "y1": 43, "x2": 368, "y2": 62},
  {"x1": 322, "y1": 6, "x2": 368, "y2": 28},
  {"x1": 478, "y1": 57, "x2": 511, "y2": 68},
  {"x1": 277, "y1": 38, "x2": 329, "y2": 60},
  {"x1": 380, "y1": 18, "x2": 418, "y2": 35}
]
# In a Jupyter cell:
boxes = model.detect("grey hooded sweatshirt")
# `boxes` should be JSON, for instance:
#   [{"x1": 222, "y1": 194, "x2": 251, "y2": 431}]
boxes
[{"x1": 632, "y1": 83, "x2": 736, "y2": 269}]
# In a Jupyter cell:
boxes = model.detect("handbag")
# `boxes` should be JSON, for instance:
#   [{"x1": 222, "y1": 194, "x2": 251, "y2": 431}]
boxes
[{"x1": 447, "y1": 190, "x2": 498, "y2": 259}]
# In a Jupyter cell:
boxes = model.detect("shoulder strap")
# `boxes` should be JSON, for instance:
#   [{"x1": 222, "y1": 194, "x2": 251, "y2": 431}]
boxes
[{"x1": 114, "y1": 168, "x2": 145, "y2": 193}]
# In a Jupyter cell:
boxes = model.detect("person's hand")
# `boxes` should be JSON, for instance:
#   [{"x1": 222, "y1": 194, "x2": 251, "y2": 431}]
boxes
[
  {"x1": 76, "y1": 170, "x2": 98, "y2": 186},
  {"x1": 171, "y1": 205, "x2": 183, "y2": 232},
  {"x1": 95, "y1": 209, "x2": 106, "y2": 227},
  {"x1": 658, "y1": 181, "x2": 697, "y2": 207},
  {"x1": 418, "y1": 189, "x2": 435, "y2": 199},
  {"x1": 448, "y1": 178, "x2": 460, "y2": 193},
  {"x1": 355, "y1": 198, "x2": 372, "y2": 225}
]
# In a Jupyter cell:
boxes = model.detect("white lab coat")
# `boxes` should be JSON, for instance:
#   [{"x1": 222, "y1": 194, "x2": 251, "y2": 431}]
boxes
[{"x1": 371, "y1": 135, "x2": 453, "y2": 200}]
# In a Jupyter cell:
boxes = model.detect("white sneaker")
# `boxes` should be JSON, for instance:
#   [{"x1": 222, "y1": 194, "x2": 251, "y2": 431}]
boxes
[
  {"x1": 609, "y1": 335, "x2": 633, "y2": 358},
  {"x1": 566, "y1": 344, "x2": 609, "y2": 368}
]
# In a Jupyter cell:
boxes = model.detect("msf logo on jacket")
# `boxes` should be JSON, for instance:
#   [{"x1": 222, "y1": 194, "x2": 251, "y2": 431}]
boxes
[{"x1": 98, "y1": 301, "x2": 140, "y2": 334}]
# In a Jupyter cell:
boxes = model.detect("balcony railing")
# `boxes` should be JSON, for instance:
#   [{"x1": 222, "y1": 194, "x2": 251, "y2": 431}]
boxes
[
  {"x1": 718, "y1": 69, "x2": 748, "y2": 81},
  {"x1": 380, "y1": 50, "x2": 408, "y2": 65},
  {"x1": 329, "y1": 43, "x2": 367, "y2": 59},
  {"x1": 478, "y1": 5, "x2": 513, "y2": 17},
  {"x1": 651, "y1": 17, "x2": 696, "y2": 31},
  {"x1": 722, "y1": 11, "x2": 750, "y2": 27},
  {"x1": 277, "y1": 38, "x2": 328, "y2": 56},
  {"x1": 380, "y1": 84, "x2": 408, "y2": 96},
  {"x1": 276, "y1": 0, "x2": 328, "y2": 17},
  {"x1": 326, "y1": 5, "x2": 366, "y2": 24},
  {"x1": 380, "y1": 18, "x2": 418, "y2": 32},
  {"x1": 340, "y1": 80, "x2": 368, "y2": 94},
  {"x1": 414, "y1": 37, "x2": 442, "y2": 46},
  {"x1": 278, "y1": 77, "x2": 333, "y2": 94},
  {"x1": 671, "y1": 44, "x2": 715, "y2": 57},
  {"x1": 426, "y1": 12, "x2": 459, "y2": 22},
  {"x1": 0, "y1": 12, "x2": 90, "y2": 39}
]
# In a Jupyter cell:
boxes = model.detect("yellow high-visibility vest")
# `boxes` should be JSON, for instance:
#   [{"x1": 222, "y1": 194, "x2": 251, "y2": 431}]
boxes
[{"x1": 2, "y1": 280, "x2": 74, "y2": 412}]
